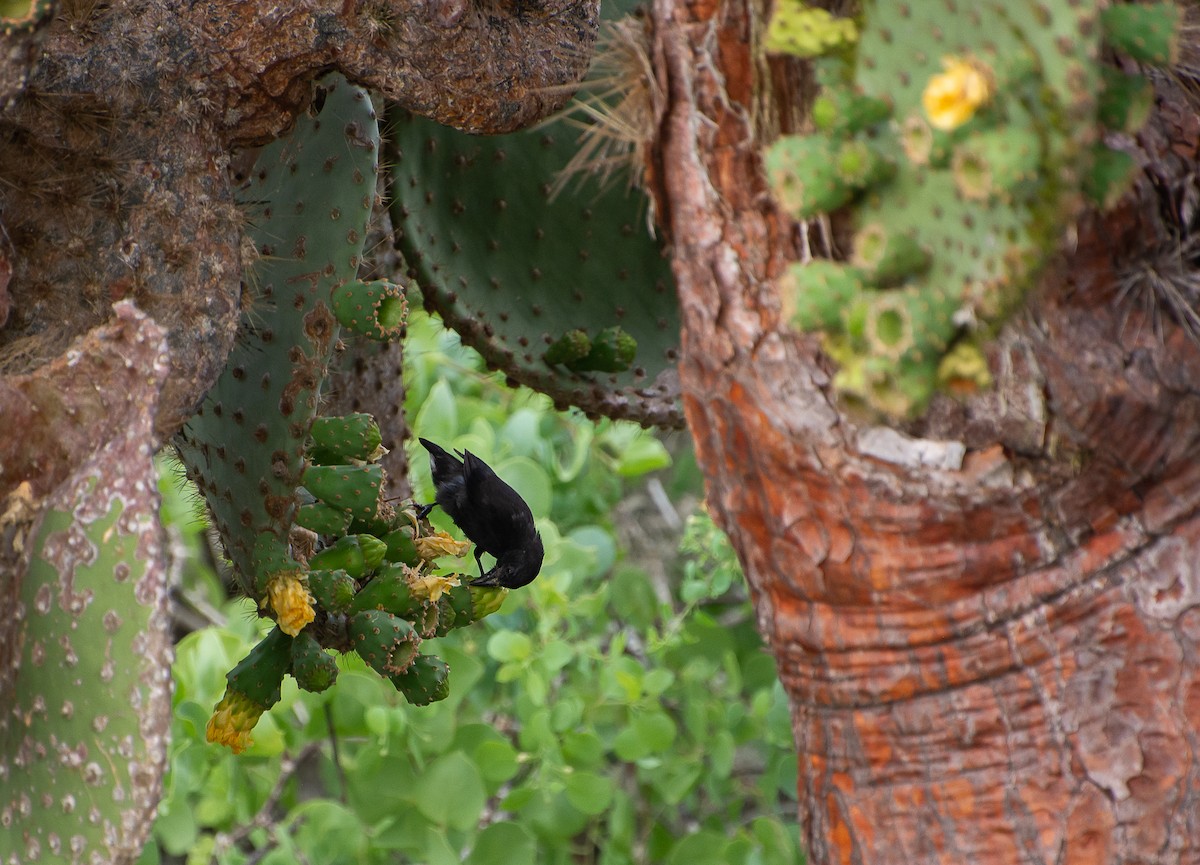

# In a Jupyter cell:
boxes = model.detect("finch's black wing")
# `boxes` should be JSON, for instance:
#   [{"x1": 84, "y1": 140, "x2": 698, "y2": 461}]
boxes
[{"x1": 460, "y1": 450, "x2": 538, "y2": 558}]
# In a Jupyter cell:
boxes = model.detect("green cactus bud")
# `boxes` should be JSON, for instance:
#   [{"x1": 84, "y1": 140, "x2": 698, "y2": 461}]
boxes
[
  {"x1": 309, "y1": 413, "x2": 384, "y2": 464},
  {"x1": 332, "y1": 279, "x2": 408, "y2": 341},
  {"x1": 306, "y1": 568, "x2": 356, "y2": 614},
  {"x1": 251, "y1": 533, "x2": 303, "y2": 597},
  {"x1": 226, "y1": 626, "x2": 293, "y2": 708},
  {"x1": 1100, "y1": 2, "x2": 1181, "y2": 66},
  {"x1": 349, "y1": 609, "x2": 421, "y2": 677},
  {"x1": 381, "y1": 525, "x2": 420, "y2": 565},
  {"x1": 434, "y1": 595, "x2": 459, "y2": 637},
  {"x1": 951, "y1": 129, "x2": 1042, "y2": 202},
  {"x1": 543, "y1": 328, "x2": 592, "y2": 366},
  {"x1": 302, "y1": 463, "x2": 384, "y2": 521},
  {"x1": 296, "y1": 501, "x2": 353, "y2": 535},
  {"x1": 349, "y1": 562, "x2": 421, "y2": 617},
  {"x1": 308, "y1": 533, "x2": 385, "y2": 578},
  {"x1": 765, "y1": 135, "x2": 894, "y2": 220},
  {"x1": 780, "y1": 260, "x2": 866, "y2": 332},
  {"x1": 764, "y1": 0, "x2": 858, "y2": 58},
  {"x1": 850, "y1": 224, "x2": 931, "y2": 286},
  {"x1": 812, "y1": 90, "x2": 892, "y2": 135},
  {"x1": 566, "y1": 326, "x2": 638, "y2": 373},
  {"x1": 391, "y1": 654, "x2": 451, "y2": 706},
  {"x1": 290, "y1": 631, "x2": 339, "y2": 693},
  {"x1": 446, "y1": 584, "x2": 508, "y2": 627}
]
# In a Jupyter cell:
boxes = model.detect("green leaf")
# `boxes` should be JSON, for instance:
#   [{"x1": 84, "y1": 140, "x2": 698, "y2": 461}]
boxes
[
  {"x1": 474, "y1": 739, "x2": 521, "y2": 786},
  {"x1": 413, "y1": 752, "x2": 487, "y2": 831},
  {"x1": 493, "y1": 455, "x2": 554, "y2": 518},
  {"x1": 666, "y1": 830, "x2": 732, "y2": 865},
  {"x1": 465, "y1": 822, "x2": 536, "y2": 865},
  {"x1": 487, "y1": 630, "x2": 533, "y2": 662},
  {"x1": 564, "y1": 770, "x2": 615, "y2": 815},
  {"x1": 562, "y1": 731, "x2": 605, "y2": 769},
  {"x1": 612, "y1": 434, "x2": 671, "y2": 476}
]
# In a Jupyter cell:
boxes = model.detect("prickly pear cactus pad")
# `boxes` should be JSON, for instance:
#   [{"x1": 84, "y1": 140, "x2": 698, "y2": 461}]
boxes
[
  {"x1": 764, "y1": 0, "x2": 1181, "y2": 417},
  {"x1": 0, "y1": 343, "x2": 171, "y2": 865},
  {"x1": 387, "y1": 107, "x2": 683, "y2": 427},
  {"x1": 176, "y1": 74, "x2": 385, "y2": 595}
]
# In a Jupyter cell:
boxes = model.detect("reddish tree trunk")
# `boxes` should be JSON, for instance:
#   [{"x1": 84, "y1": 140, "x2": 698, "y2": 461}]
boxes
[{"x1": 653, "y1": 0, "x2": 1200, "y2": 861}]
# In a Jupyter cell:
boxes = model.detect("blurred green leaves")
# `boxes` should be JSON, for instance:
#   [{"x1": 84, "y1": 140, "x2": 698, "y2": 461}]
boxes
[{"x1": 145, "y1": 309, "x2": 800, "y2": 865}]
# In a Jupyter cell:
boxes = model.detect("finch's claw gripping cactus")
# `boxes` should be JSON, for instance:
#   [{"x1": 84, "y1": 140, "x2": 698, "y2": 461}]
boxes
[{"x1": 765, "y1": 0, "x2": 1182, "y2": 417}]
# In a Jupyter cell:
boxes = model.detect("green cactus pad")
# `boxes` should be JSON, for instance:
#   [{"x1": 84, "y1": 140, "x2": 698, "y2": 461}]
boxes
[
  {"x1": 388, "y1": 109, "x2": 682, "y2": 427},
  {"x1": 1100, "y1": 1, "x2": 1181, "y2": 66},
  {"x1": 391, "y1": 654, "x2": 451, "y2": 706},
  {"x1": 309, "y1": 413, "x2": 384, "y2": 464},
  {"x1": 765, "y1": 0, "x2": 1165, "y2": 416},
  {"x1": 381, "y1": 525, "x2": 421, "y2": 565},
  {"x1": 349, "y1": 610, "x2": 421, "y2": 677},
  {"x1": 290, "y1": 631, "x2": 339, "y2": 693},
  {"x1": 226, "y1": 626, "x2": 294, "y2": 708},
  {"x1": 296, "y1": 501, "x2": 353, "y2": 535},
  {"x1": 1, "y1": 441, "x2": 170, "y2": 865},
  {"x1": 176, "y1": 74, "x2": 380, "y2": 591}
]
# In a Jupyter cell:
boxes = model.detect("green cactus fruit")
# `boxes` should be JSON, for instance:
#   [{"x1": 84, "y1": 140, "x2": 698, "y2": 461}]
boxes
[
  {"x1": 812, "y1": 90, "x2": 893, "y2": 135},
  {"x1": 381, "y1": 525, "x2": 420, "y2": 565},
  {"x1": 937, "y1": 340, "x2": 993, "y2": 395},
  {"x1": 543, "y1": 328, "x2": 593, "y2": 366},
  {"x1": 349, "y1": 610, "x2": 421, "y2": 677},
  {"x1": 332, "y1": 279, "x2": 408, "y2": 341},
  {"x1": 781, "y1": 260, "x2": 867, "y2": 332},
  {"x1": 388, "y1": 105, "x2": 682, "y2": 428},
  {"x1": 1100, "y1": 2, "x2": 1181, "y2": 66},
  {"x1": 434, "y1": 595, "x2": 459, "y2": 636},
  {"x1": 290, "y1": 631, "x2": 339, "y2": 693},
  {"x1": 308, "y1": 533, "x2": 386, "y2": 578},
  {"x1": 175, "y1": 74, "x2": 380, "y2": 592},
  {"x1": 446, "y1": 584, "x2": 508, "y2": 627},
  {"x1": 951, "y1": 128, "x2": 1042, "y2": 202},
  {"x1": 1097, "y1": 67, "x2": 1155, "y2": 133},
  {"x1": 566, "y1": 325, "x2": 638, "y2": 373},
  {"x1": 849, "y1": 225, "x2": 931, "y2": 286},
  {"x1": 764, "y1": 135, "x2": 894, "y2": 220},
  {"x1": 2, "y1": 440, "x2": 170, "y2": 865},
  {"x1": 251, "y1": 533, "x2": 305, "y2": 596},
  {"x1": 306, "y1": 568, "x2": 356, "y2": 614},
  {"x1": 296, "y1": 501, "x2": 353, "y2": 534},
  {"x1": 348, "y1": 562, "x2": 421, "y2": 617},
  {"x1": 309, "y1": 413, "x2": 384, "y2": 464},
  {"x1": 0, "y1": 0, "x2": 53, "y2": 34},
  {"x1": 391, "y1": 654, "x2": 451, "y2": 706},
  {"x1": 302, "y1": 463, "x2": 384, "y2": 522},
  {"x1": 764, "y1": 1, "x2": 858, "y2": 58},
  {"x1": 226, "y1": 627, "x2": 294, "y2": 708}
]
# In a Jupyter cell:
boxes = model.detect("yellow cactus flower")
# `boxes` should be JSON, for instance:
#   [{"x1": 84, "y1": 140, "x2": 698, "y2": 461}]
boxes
[
  {"x1": 922, "y1": 56, "x2": 992, "y2": 131},
  {"x1": 414, "y1": 530, "x2": 471, "y2": 562},
  {"x1": 410, "y1": 572, "x2": 461, "y2": 603},
  {"x1": 205, "y1": 689, "x2": 265, "y2": 754},
  {"x1": 262, "y1": 571, "x2": 315, "y2": 636}
]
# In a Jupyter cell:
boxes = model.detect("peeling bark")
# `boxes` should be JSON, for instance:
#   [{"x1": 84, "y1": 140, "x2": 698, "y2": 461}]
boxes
[{"x1": 652, "y1": 0, "x2": 1200, "y2": 860}]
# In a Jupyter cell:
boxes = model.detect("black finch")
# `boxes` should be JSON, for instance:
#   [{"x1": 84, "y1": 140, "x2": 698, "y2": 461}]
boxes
[{"x1": 416, "y1": 438, "x2": 544, "y2": 589}]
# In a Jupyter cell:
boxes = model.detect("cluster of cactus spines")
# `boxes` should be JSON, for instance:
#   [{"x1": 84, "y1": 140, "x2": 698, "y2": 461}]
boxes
[
  {"x1": 172, "y1": 76, "x2": 503, "y2": 753},
  {"x1": 765, "y1": 0, "x2": 1183, "y2": 417},
  {"x1": 2, "y1": 434, "x2": 171, "y2": 864},
  {"x1": 387, "y1": 105, "x2": 683, "y2": 427}
]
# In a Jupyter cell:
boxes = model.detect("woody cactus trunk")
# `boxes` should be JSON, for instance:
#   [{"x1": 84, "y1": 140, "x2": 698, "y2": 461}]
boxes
[{"x1": 649, "y1": 0, "x2": 1200, "y2": 862}]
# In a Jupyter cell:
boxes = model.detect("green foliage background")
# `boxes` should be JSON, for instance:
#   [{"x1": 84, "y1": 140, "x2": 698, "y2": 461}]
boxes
[{"x1": 142, "y1": 311, "x2": 800, "y2": 865}]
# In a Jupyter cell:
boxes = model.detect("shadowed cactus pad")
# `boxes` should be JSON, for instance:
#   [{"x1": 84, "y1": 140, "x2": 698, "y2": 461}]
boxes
[{"x1": 388, "y1": 109, "x2": 682, "y2": 427}]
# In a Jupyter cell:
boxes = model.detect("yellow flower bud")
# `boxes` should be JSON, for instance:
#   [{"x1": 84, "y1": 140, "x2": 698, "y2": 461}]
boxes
[
  {"x1": 205, "y1": 689, "x2": 265, "y2": 754},
  {"x1": 262, "y1": 571, "x2": 315, "y2": 636},
  {"x1": 922, "y1": 56, "x2": 992, "y2": 131}
]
